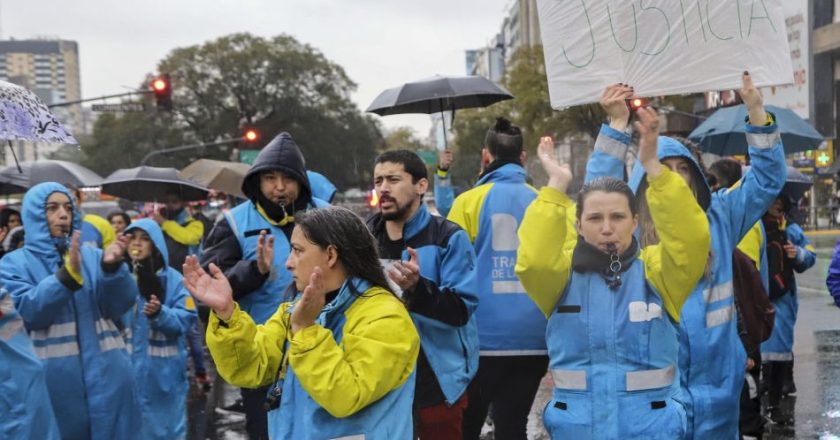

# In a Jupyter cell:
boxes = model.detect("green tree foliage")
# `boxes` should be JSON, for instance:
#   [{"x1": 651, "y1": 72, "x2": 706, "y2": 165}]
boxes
[
  {"x1": 84, "y1": 33, "x2": 382, "y2": 190},
  {"x1": 450, "y1": 45, "x2": 605, "y2": 188}
]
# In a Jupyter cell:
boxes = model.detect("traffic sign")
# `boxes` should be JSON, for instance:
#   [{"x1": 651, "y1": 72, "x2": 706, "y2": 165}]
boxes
[
  {"x1": 240, "y1": 149, "x2": 260, "y2": 164},
  {"x1": 91, "y1": 103, "x2": 145, "y2": 112}
]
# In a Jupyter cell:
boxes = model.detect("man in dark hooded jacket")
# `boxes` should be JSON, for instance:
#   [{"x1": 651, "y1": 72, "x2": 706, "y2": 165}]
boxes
[{"x1": 200, "y1": 132, "x2": 328, "y2": 439}]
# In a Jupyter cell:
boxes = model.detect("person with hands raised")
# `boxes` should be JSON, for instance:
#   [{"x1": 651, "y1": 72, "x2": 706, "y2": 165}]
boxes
[
  {"x1": 185, "y1": 206, "x2": 419, "y2": 440},
  {"x1": 0, "y1": 182, "x2": 141, "y2": 440},
  {"x1": 580, "y1": 71, "x2": 788, "y2": 439},
  {"x1": 517, "y1": 106, "x2": 711, "y2": 439}
]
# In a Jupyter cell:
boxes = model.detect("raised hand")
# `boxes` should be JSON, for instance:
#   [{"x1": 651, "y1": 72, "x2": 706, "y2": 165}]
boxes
[
  {"x1": 291, "y1": 267, "x2": 327, "y2": 334},
  {"x1": 103, "y1": 233, "x2": 129, "y2": 265},
  {"x1": 256, "y1": 231, "x2": 275, "y2": 275},
  {"x1": 634, "y1": 106, "x2": 663, "y2": 178},
  {"x1": 68, "y1": 230, "x2": 81, "y2": 274},
  {"x1": 739, "y1": 71, "x2": 767, "y2": 126},
  {"x1": 600, "y1": 83, "x2": 634, "y2": 131},
  {"x1": 182, "y1": 255, "x2": 235, "y2": 320},
  {"x1": 537, "y1": 136, "x2": 573, "y2": 193},
  {"x1": 387, "y1": 247, "x2": 421, "y2": 293}
]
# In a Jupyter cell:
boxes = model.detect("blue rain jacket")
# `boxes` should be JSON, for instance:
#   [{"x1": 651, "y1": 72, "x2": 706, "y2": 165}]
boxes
[
  {"x1": 0, "y1": 288, "x2": 61, "y2": 439},
  {"x1": 367, "y1": 203, "x2": 480, "y2": 404},
  {"x1": 589, "y1": 121, "x2": 786, "y2": 439},
  {"x1": 446, "y1": 163, "x2": 546, "y2": 355},
  {"x1": 307, "y1": 170, "x2": 337, "y2": 203},
  {"x1": 0, "y1": 182, "x2": 140, "y2": 440},
  {"x1": 826, "y1": 238, "x2": 840, "y2": 307},
  {"x1": 223, "y1": 197, "x2": 329, "y2": 324},
  {"x1": 762, "y1": 222, "x2": 815, "y2": 360},
  {"x1": 123, "y1": 219, "x2": 197, "y2": 440}
]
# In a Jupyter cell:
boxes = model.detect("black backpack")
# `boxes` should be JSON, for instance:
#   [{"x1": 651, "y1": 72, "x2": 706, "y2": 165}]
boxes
[{"x1": 763, "y1": 218, "x2": 794, "y2": 301}]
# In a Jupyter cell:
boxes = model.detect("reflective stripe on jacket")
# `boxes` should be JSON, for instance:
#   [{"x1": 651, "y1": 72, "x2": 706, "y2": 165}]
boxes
[
  {"x1": 0, "y1": 289, "x2": 61, "y2": 439},
  {"x1": 123, "y1": 219, "x2": 197, "y2": 440},
  {"x1": 589, "y1": 121, "x2": 787, "y2": 439},
  {"x1": 0, "y1": 182, "x2": 140, "y2": 440},
  {"x1": 516, "y1": 168, "x2": 711, "y2": 439},
  {"x1": 447, "y1": 163, "x2": 546, "y2": 355}
]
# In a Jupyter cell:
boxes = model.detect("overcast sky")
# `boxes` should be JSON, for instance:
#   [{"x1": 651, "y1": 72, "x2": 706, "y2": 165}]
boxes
[{"x1": 1, "y1": 0, "x2": 514, "y2": 136}]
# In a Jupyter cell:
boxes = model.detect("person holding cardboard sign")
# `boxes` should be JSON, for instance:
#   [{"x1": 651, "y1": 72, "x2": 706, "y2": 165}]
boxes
[
  {"x1": 516, "y1": 106, "x2": 711, "y2": 439},
  {"x1": 584, "y1": 72, "x2": 787, "y2": 439}
]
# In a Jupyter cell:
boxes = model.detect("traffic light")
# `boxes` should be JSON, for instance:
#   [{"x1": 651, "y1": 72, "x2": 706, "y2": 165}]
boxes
[
  {"x1": 151, "y1": 74, "x2": 173, "y2": 111},
  {"x1": 243, "y1": 128, "x2": 260, "y2": 143},
  {"x1": 629, "y1": 97, "x2": 647, "y2": 110}
]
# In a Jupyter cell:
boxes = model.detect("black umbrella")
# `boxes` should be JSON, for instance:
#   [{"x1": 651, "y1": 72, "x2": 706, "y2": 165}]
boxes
[
  {"x1": 0, "y1": 160, "x2": 102, "y2": 194},
  {"x1": 366, "y1": 75, "x2": 514, "y2": 146},
  {"x1": 101, "y1": 166, "x2": 209, "y2": 202}
]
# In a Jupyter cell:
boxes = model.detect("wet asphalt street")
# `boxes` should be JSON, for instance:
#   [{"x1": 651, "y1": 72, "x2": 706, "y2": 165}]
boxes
[{"x1": 186, "y1": 233, "x2": 840, "y2": 440}]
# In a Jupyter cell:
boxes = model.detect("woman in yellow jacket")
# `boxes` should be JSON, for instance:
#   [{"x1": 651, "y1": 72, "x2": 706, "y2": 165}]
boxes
[
  {"x1": 516, "y1": 107, "x2": 711, "y2": 439},
  {"x1": 182, "y1": 206, "x2": 420, "y2": 439}
]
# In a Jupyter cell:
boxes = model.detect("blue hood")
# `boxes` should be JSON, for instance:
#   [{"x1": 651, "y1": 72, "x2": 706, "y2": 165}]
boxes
[
  {"x1": 307, "y1": 170, "x2": 337, "y2": 203},
  {"x1": 22, "y1": 182, "x2": 82, "y2": 256},
  {"x1": 476, "y1": 163, "x2": 527, "y2": 186},
  {"x1": 628, "y1": 136, "x2": 711, "y2": 211},
  {"x1": 124, "y1": 218, "x2": 169, "y2": 267}
]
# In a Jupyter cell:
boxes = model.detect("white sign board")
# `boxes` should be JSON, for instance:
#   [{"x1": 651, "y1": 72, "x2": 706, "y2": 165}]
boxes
[
  {"x1": 761, "y1": 0, "x2": 809, "y2": 119},
  {"x1": 537, "y1": 0, "x2": 794, "y2": 108}
]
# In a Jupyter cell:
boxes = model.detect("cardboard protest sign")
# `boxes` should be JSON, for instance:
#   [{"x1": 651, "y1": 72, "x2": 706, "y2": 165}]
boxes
[{"x1": 537, "y1": 0, "x2": 793, "y2": 108}]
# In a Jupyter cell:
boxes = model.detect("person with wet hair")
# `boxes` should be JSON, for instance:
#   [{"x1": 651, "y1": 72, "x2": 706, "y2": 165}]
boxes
[
  {"x1": 516, "y1": 106, "x2": 710, "y2": 439},
  {"x1": 444, "y1": 117, "x2": 549, "y2": 440},
  {"x1": 0, "y1": 182, "x2": 140, "y2": 439},
  {"x1": 585, "y1": 73, "x2": 787, "y2": 438},
  {"x1": 183, "y1": 206, "x2": 419, "y2": 439}
]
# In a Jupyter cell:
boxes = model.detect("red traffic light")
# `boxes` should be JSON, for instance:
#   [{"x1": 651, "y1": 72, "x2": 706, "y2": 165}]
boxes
[
  {"x1": 152, "y1": 78, "x2": 169, "y2": 92},
  {"x1": 151, "y1": 74, "x2": 173, "y2": 111},
  {"x1": 243, "y1": 129, "x2": 260, "y2": 143},
  {"x1": 629, "y1": 98, "x2": 646, "y2": 110}
]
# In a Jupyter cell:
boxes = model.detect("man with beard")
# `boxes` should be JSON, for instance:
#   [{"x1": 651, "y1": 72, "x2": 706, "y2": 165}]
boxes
[
  {"x1": 200, "y1": 132, "x2": 329, "y2": 439},
  {"x1": 366, "y1": 150, "x2": 479, "y2": 439}
]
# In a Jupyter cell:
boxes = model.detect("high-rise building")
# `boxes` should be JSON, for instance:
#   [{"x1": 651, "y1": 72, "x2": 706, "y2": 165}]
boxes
[
  {"x1": 0, "y1": 38, "x2": 83, "y2": 162},
  {"x1": 464, "y1": 0, "x2": 541, "y2": 83}
]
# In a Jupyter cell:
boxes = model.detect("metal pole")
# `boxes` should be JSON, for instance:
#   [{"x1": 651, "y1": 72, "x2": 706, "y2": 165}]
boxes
[
  {"x1": 48, "y1": 90, "x2": 152, "y2": 108},
  {"x1": 140, "y1": 137, "x2": 247, "y2": 166}
]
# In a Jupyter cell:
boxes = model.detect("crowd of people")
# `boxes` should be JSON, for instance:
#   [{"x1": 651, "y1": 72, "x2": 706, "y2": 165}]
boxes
[{"x1": 0, "y1": 70, "x2": 825, "y2": 440}]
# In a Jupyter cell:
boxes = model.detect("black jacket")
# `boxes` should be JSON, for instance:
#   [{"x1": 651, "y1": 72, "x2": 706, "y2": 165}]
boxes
[{"x1": 200, "y1": 132, "x2": 314, "y2": 299}]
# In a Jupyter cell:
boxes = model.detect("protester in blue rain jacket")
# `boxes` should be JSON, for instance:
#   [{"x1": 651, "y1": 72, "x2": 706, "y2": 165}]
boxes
[
  {"x1": 186, "y1": 207, "x2": 420, "y2": 440},
  {"x1": 367, "y1": 150, "x2": 479, "y2": 439},
  {"x1": 762, "y1": 196, "x2": 816, "y2": 423},
  {"x1": 307, "y1": 170, "x2": 337, "y2": 203},
  {"x1": 0, "y1": 182, "x2": 140, "y2": 440},
  {"x1": 517, "y1": 107, "x2": 711, "y2": 439},
  {"x1": 0, "y1": 287, "x2": 61, "y2": 440},
  {"x1": 123, "y1": 219, "x2": 198, "y2": 440},
  {"x1": 826, "y1": 237, "x2": 840, "y2": 307},
  {"x1": 587, "y1": 77, "x2": 786, "y2": 439},
  {"x1": 445, "y1": 118, "x2": 550, "y2": 440},
  {"x1": 200, "y1": 132, "x2": 329, "y2": 438}
]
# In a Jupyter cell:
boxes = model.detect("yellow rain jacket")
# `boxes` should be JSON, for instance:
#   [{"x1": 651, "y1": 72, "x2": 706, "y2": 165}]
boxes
[{"x1": 207, "y1": 278, "x2": 420, "y2": 439}]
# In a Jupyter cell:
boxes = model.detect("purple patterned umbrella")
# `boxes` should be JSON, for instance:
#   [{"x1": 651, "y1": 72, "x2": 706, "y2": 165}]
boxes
[{"x1": 0, "y1": 80, "x2": 77, "y2": 144}]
